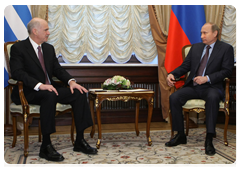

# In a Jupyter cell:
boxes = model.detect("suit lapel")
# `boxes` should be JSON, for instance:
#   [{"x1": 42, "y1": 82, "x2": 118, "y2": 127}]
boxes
[
  {"x1": 206, "y1": 40, "x2": 220, "y2": 68},
  {"x1": 41, "y1": 43, "x2": 50, "y2": 74},
  {"x1": 25, "y1": 38, "x2": 44, "y2": 71},
  {"x1": 192, "y1": 43, "x2": 205, "y2": 74}
]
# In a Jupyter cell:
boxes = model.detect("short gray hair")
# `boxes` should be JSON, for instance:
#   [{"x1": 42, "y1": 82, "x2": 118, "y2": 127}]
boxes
[{"x1": 27, "y1": 19, "x2": 41, "y2": 35}]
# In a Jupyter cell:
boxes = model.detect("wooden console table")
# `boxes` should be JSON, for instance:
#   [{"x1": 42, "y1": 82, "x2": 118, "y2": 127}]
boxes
[{"x1": 88, "y1": 89, "x2": 154, "y2": 149}]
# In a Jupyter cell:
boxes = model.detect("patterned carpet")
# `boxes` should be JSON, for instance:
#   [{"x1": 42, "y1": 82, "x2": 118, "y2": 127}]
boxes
[{"x1": 4, "y1": 128, "x2": 236, "y2": 164}]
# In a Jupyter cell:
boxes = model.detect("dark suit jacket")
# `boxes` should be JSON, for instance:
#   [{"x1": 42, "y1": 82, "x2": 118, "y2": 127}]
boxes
[
  {"x1": 10, "y1": 38, "x2": 73, "y2": 103},
  {"x1": 171, "y1": 40, "x2": 234, "y2": 94}
]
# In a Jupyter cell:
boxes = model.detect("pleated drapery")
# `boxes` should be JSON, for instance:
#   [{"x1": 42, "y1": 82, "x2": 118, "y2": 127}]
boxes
[
  {"x1": 148, "y1": 6, "x2": 169, "y2": 119},
  {"x1": 47, "y1": 5, "x2": 157, "y2": 64},
  {"x1": 221, "y1": 5, "x2": 236, "y2": 59}
]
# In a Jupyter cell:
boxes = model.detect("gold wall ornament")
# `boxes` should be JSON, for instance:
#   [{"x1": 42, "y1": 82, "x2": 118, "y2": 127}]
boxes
[{"x1": 106, "y1": 96, "x2": 143, "y2": 102}]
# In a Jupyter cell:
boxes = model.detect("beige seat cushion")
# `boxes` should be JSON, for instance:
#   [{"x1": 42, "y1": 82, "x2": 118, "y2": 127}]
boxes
[
  {"x1": 10, "y1": 103, "x2": 72, "y2": 114},
  {"x1": 182, "y1": 99, "x2": 225, "y2": 109}
]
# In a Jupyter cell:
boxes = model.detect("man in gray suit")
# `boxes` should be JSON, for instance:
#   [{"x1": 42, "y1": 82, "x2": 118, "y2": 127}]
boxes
[{"x1": 165, "y1": 23, "x2": 234, "y2": 155}]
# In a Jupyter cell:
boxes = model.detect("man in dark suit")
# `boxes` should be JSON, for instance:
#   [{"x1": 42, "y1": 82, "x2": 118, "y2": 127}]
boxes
[
  {"x1": 165, "y1": 22, "x2": 234, "y2": 155},
  {"x1": 10, "y1": 18, "x2": 97, "y2": 162}
]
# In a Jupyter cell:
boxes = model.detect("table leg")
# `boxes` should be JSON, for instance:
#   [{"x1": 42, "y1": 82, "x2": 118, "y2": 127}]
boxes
[
  {"x1": 89, "y1": 99, "x2": 95, "y2": 138},
  {"x1": 135, "y1": 101, "x2": 140, "y2": 136},
  {"x1": 146, "y1": 98, "x2": 153, "y2": 146},
  {"x1": 96, "y1": 104, "x2": 102, "y2": 149}
]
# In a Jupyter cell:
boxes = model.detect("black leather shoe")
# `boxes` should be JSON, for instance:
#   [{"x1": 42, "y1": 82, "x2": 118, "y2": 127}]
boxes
[
  {"x1": 39, "y1": 144, "x2": 64, "y2": 162},
  {"x1": 165, "y1": 133, "x2": 187, "y2": 147},
  {"x1": 74, "y1": 139, "x2": 98, "y2": 154},
  {"x1": 205, "y1": 139, "x2": 216, "y2": 156}
]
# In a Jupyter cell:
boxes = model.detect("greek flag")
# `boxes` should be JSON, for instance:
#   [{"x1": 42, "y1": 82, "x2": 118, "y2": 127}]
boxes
[{"x1": 4, "y1": 5, "x2": 32, "y2": 88}]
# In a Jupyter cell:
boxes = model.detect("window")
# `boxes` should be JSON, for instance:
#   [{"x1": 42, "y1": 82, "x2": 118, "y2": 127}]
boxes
[{"x1": 47, "y1": 5, "x2": 157, "y2": 64}]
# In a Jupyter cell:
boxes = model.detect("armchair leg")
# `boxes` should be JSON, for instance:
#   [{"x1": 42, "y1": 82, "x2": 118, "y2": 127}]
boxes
[
  {"x1": 185, "y1": 112, "x2": 189, "y2": 136},
  {"x1": 38, "y1": 118, "x2": 41, "y2": 142},
  {"x1": 12, "y1": 116, "x2": 17, "y2": 147},
  {"x1": 169, "y1": 111, "x2": 174, "y2": 139},
  {"x1": 23, "y1": 119, "x2": 29, "y2": 157},
  {"x1": 224, "y1": 111, "x2": 229, "y2": 146},
  {"x1": 71, "y1": 111, "x2": 75, "y2": 146}
]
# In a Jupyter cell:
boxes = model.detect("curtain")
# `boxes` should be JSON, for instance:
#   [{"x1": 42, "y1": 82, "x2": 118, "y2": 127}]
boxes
[
  {"x1": 221, "y1": 5, "x2": 236, "y2": 60},
  {"x1": 148, "y1": 6, "x2": 169, "y2": 119},
  {"x1": 152, "y1": 5, "x2": 171, "y2": 37},
  {"x1": 204, "y1": 5, "x2": 225, "y2": 30},
  {"x1": 46, "y1": 5, "x2": 157, "y2": 64},
  {"x1": 31, "y1": 5, "x2": 48, "y2": 20}
]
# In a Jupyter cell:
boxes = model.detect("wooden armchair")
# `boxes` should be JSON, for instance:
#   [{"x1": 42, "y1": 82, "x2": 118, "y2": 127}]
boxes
[
  {"x1": 169, "y1": 44, "x2": 230, "y2": 146},
  {"x1": 4, "y1": 41, "x2": 75, "y2": 157}
]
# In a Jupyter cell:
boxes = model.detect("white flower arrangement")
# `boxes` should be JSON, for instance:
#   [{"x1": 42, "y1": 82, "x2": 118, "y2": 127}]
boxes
[{"x1": 103, "y1": 75, "x2": 132, "y2": 90}]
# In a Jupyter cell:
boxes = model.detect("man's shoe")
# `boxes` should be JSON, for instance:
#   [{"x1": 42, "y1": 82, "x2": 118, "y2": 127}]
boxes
[
  {"x1": 165, "y1": 133, "x2": 187, "y2": 147},
  {"x1": 205, "y1": 139, "x2": 216, "y2": 156},
  {"x1": 39, "y1": 144, "x2": 64, "y2": 162},
  {"x1": 73, "y1": 139, "x2": 98, "y2": 154}
]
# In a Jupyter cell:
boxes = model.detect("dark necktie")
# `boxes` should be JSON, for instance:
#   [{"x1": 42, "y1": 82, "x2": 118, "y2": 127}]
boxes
[
  {"x1": 37, "y1": 46, "x2": 50, "y2": 84},
  {"x1": 193, "y1": 45, "x2": 211, "y2": 86}
]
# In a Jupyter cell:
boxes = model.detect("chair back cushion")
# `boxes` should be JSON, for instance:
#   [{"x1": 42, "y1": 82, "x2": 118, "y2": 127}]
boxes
[
  {"x1": 182, "y1": 45, "x2": 192, "y2": 78},
  {"x1": 6, "y1": 43, "x2": 13, "y2": 60},
  {"x1": 183, "y1": 46, "x2": 191, "y2": 59},
  {"x1": 4, "y1": 41, "x2": 19, "y2": 78}
]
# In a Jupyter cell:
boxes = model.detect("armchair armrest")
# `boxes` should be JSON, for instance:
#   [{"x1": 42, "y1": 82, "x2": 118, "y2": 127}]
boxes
[
  {"x1": 8, "y1": 79, "x2": 18, "y2": 86},
  {"x1": 169, "y1": 77, "x2": 186, "y2": 95},
  {"x1": 8, "y1": 79, "x2": 30, "y2": 118},
  {"x1": 17, "y1": 81, "x2": 29, "y2": 114}
]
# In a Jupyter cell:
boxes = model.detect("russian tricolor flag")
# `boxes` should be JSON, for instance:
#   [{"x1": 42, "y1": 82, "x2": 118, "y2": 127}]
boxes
[{"x1": 164, "y1": 5, "x2": 206, "y2": 88}]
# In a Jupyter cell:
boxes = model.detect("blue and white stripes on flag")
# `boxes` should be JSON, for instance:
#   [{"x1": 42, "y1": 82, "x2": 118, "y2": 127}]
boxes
[{"x1": 4, "y1": 5, "x2": 32, "y2": 88}]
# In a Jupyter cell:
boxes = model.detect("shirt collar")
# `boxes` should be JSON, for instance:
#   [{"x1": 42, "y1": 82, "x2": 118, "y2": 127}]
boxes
[
  {"x1": 29, "y1": 37, "x2": 42, "y2": 50},
  {"x1": 206, "y1": 41, "x2": 216, "y2": 49}
]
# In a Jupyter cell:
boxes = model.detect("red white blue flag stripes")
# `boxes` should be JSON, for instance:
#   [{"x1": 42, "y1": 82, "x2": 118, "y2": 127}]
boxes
[{"x1": 164, "y1": 5, "x2": 206, "y2": 88}]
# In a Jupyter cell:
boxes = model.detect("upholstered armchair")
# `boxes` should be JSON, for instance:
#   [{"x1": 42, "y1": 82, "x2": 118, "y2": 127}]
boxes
[
  {"x1": 169, "y1": 45, "x2": 230, "y2": 146},
  {"x1": 4, "y1": 41, "x2": 75, "y2": 157}
]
